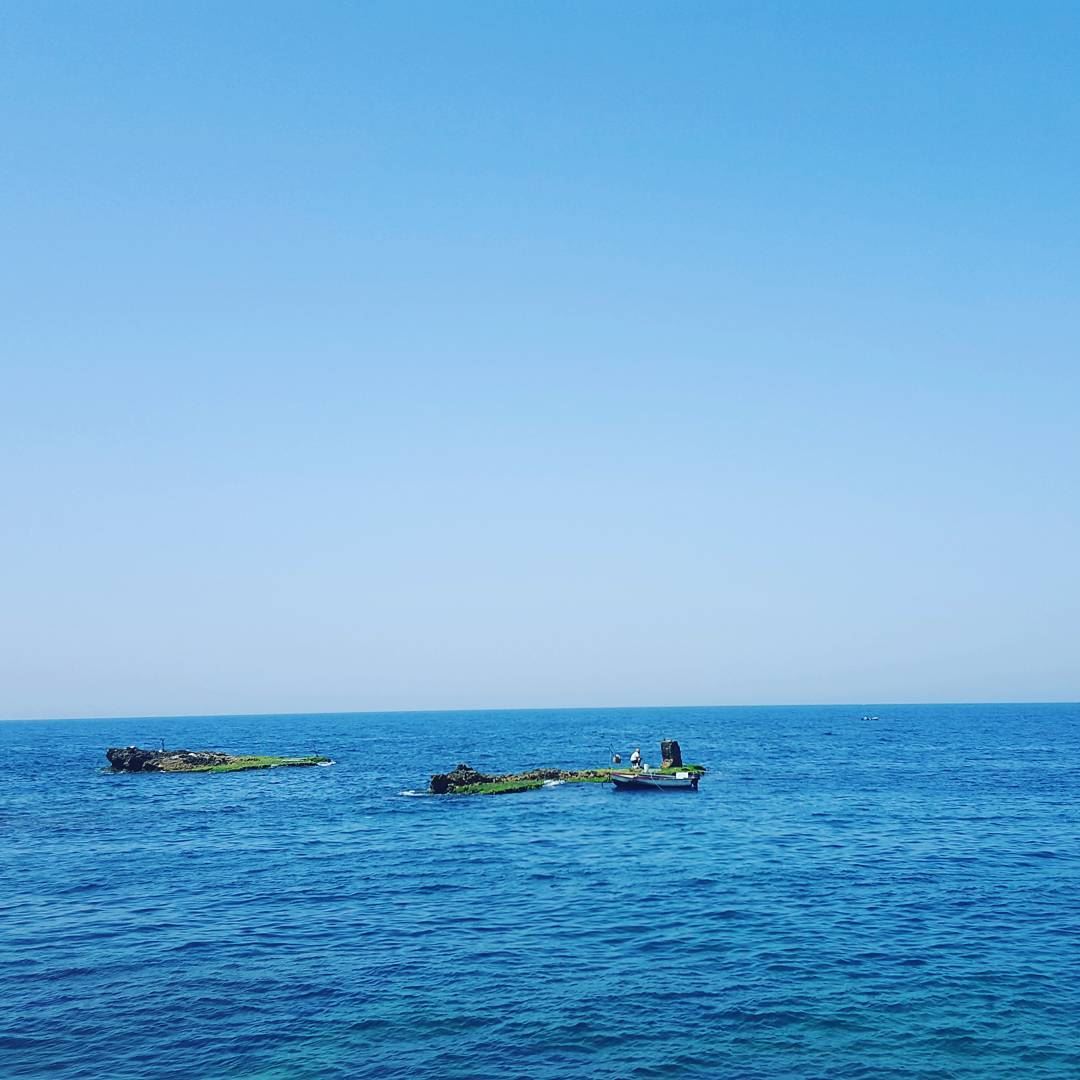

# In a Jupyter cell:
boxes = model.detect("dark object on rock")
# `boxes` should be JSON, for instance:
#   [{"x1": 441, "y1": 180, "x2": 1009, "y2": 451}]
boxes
[
  {"x1": 661, "y1": 740, "x2": 683, "y2": 768},
  {"x1": 106, "y1": 747, "x2": 233, "y2": 772}
]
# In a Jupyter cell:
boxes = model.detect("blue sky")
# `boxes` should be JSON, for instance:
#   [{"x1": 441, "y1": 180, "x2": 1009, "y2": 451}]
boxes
[{"x1": 2, "y1": 2, "x2": 1077, "y2": 719}]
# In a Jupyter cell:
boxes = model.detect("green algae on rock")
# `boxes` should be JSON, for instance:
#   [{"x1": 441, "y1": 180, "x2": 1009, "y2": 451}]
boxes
[
  {"x1": 429, "y1": 761, "x2": 705, "y2": 795},
  {"x1": 450, "y1": 778, "x2": 547, "y2": 795},
  {"x1": 105, "y1": 747, "x2": 331, "y2": 773}
]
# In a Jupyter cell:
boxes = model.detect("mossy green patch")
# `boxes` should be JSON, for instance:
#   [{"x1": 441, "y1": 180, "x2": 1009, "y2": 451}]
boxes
[
  {"x1": 563, "y1": 764, "x2": 706, "y2": 782},
  {"x1": 444, "y1": 763, "x2": 706, "y2": 794},
  {"x1": 450, "y1": 779, "x2": 545, "y2": 795},
  {"x1": 187, "y1": 755, "x2": 331, "y2": 773},
  {"x1": 562, "y1": 771, "x2": 613, "y2": 783}
]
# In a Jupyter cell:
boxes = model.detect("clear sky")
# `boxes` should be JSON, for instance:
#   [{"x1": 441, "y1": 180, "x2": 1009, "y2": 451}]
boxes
[{"x1": 2, "y1": 1, "x2": 1077, "y2": 719}]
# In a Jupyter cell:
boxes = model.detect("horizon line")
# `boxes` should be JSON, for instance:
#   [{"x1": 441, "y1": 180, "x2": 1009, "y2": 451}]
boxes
[{"x1": 3, "y1": 699, "x2": 1078, "y2": 724}]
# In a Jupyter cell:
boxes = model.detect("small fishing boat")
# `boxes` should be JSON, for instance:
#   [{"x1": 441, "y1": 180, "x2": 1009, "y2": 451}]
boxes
[{"x1": 610, "y1": 769, "x2": 699, "y2": 791}]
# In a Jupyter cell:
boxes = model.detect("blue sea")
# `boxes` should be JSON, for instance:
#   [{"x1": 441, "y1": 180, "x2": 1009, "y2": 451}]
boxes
[{"x1": 2, "y1": 703, "x2": 1079, "y2": 1079}]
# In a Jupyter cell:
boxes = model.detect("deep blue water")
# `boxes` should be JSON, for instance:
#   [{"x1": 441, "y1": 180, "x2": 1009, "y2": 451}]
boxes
[{"x1": 2, "y1": 703, "x2": 1079, "y2": 1079}]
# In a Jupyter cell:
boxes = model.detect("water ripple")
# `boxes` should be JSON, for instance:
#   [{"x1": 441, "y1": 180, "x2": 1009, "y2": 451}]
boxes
[{"x1": 1, "y1": 704, "x2": 1079, "y2": 1078}]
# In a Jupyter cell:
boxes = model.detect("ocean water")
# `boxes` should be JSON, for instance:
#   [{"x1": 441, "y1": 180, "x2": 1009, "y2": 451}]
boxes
[{"x1": 2, "y1": 703, "x2": 1079, "y2": 1080}]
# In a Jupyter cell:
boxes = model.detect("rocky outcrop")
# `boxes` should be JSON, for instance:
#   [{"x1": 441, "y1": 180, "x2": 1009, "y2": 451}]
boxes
[
  {"x1": 429, "y1": 763, "x2": 495, "y2": 794},
  {"x1": 104, "y1": 747, "x2": 331, "y2": 773},
  {"x1": 429, "y1": 762, "x2": 610, "y2": 794},
  {"x1": 106, "y1": 747, "x2": 234, "y2": 772}
]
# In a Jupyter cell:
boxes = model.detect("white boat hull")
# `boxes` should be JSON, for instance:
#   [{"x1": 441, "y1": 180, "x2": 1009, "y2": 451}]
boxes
[{"x1": 610, "y1": 771, "x2": 699, "y2": 791}]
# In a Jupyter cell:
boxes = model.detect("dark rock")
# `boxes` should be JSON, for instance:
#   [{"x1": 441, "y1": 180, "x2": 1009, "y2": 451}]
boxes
[
  {"x1": 106, "y1": 747, "x2": 233, "y2": 772},
  {"x1": 660, "y1": 740, "x2": 683, "y2": 767},
  {"x1": 510, "y1": 768, "x2": 564, "y2": 782},
  {"x1": 429, "y1": 762, "x2": 497, "y2": 794},
  {"x1": 447, "y1": 763, "x2": 496, "y2": 785},
  {"x1": 429, "y1": 762, "x2": 611, "y2": 793}
]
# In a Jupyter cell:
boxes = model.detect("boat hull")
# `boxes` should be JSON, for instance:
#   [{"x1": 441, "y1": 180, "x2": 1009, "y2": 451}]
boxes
[{"x1": 610, "y1": 771, "x2": 699, "y2": 791}]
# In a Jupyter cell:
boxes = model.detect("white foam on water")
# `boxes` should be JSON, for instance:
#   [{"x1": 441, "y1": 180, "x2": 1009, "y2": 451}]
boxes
[
  {"x1": 399, "y1": 789, "x2": 429, "y2": 797},
  {"x1": 541, "y1": 780, "x2": 565, "y2": 788}
]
